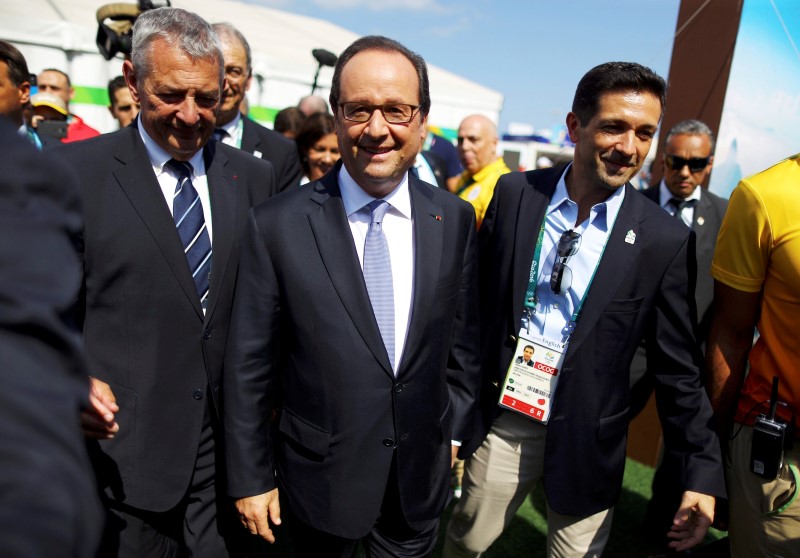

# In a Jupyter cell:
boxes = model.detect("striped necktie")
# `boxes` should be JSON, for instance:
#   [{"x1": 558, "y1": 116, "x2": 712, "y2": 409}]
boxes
[
  {"x1": 165, "y1": 159, "x2": 212, "y2": 309},
  {"x1": 363, "y1": 199, "x2": 395, "y2": 370}
]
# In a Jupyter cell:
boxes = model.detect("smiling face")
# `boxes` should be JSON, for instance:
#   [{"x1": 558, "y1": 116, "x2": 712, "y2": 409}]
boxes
[
  {"x1": 124, "y1": 39, "x2": 222, "y2": 161},
  {"x1": 334, "y1": 49, "x2": 427, "y2": 197},
  {"x1": 662, "y1": 133, "x2": 713, "y2": 199},
  {"x1": 217, "y1": 34, "x2": 251, "y2": 125},
  {"x1": 306, "y1": 132, "x2": 340, "y2": 181},
  {"x1": 567, "y1": 89, "x2": 661, "y2": 193}
]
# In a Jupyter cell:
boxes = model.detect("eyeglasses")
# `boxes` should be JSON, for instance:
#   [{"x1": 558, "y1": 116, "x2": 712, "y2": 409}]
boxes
[
  {"x1": 338, "y1": 102, "x2": 420, "y2": 124},
  {"x1": 550, "y1": 230, "x2": 581, "y2": 295},
  {"x1": 664, "y1": 154, "x2": 710, "y2": 172}
]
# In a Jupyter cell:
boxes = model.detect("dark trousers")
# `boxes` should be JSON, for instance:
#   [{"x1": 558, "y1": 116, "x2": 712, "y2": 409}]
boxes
[
  {"x1": 97, "y1": 403, "x2": 234, "y2": 558},
  {"x1": 287, "y1": 456, "x2": 440, "y2": 558}
]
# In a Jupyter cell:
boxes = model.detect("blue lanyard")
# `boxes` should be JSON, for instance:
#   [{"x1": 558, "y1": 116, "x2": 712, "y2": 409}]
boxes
[{"x1": 523, "y1": 209, "x2": 618, "y2": 328}]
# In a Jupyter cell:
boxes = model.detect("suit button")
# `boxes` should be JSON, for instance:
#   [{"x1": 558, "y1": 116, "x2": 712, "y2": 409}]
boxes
[
  {"x1": 394, "y1": 383, "x2": 404, "y2": 393},
  {"x1": 400, "y1": 434, "x2": 408, "y2": 442},
  {"x1": 507, "y1": 335, "x2": 517, "y2": 344},
  {"x1": 382, "y1": 438, "x2": 395, "y2": 447},
  {"x1": 193, "y1": 389, "x2": 204, "y2": 400},
  {"x1": 202, "y1": 330, "x2": 212, "y2": 340}
]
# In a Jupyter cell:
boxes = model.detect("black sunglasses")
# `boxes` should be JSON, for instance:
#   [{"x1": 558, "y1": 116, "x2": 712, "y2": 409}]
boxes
[
  {"x1": 664, "y1": 154, "x2": 710, "y2": 172},
  {"x1": 550, "y1": 230, "x2": 581, "y2": 295}
]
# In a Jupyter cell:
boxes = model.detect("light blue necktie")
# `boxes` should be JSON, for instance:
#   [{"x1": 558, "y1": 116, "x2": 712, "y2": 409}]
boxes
[
  {"x1": 165, "y1": 159, "x2": 212, "y2": 310},
  {"x1": 363, "y1": 200, "x2": 395, "y2": 369}
]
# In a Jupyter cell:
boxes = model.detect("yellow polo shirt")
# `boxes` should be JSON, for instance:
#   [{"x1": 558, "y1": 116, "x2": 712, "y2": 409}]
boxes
[{"x1": 456, "y1": 157, "x2": 511, "y2": 228}]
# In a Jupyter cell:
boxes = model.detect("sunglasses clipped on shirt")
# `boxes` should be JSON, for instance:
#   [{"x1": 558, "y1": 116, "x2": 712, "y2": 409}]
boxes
[
  {"x1": 664, "y1": 154, "x2": 710, "y2": 172},
  {"x1": 550, "y1": 230, "x2": 582, "y2": 296}
]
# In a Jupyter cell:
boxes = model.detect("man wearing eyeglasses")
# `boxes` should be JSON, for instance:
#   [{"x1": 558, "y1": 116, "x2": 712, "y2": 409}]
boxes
[
  {"x1": 223, "y1": 35, "x2": 480, "y2": 557},
  {"x1": 633, "y1": 119, "x2": 727, "y2": 544},
  {"x1": 444, "y1": 62, "x2": 724, "y2": 558}
]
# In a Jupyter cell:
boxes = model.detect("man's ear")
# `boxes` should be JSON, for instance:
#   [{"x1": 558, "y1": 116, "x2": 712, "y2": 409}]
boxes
[
  {"x1": 122, "y1": 60, "x2": 140, "y2": 103},
  {"x1": 566, "y1": 112, "x2": 581, "y2": 143}
]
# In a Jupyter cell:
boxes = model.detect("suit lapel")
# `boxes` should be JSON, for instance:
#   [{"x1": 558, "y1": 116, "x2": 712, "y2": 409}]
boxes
[
  {"x1": 307, "y1": 173, "x2": 394, "y2": 376},
  {"x1": 240, "y1": 117, "x2": 260, "y2": 155},
  {"x1": 204, "y1": 143, "x2": 236, "y2": 323},
  {"x1": 399, "y1": 177, "x2": 443, "y2": 374},
  {"x1": 112, "y1": 127, "x2": 203, "y2": 318},
  {"x1": 566, "y1": 183, "x2": 646, "y2": 357},
  {"x1": 510, "y1": 169, "x2": 557, "y2": 334},
  {"x1": 692, "y1": 190, "x2": 713, "y2": 245}
]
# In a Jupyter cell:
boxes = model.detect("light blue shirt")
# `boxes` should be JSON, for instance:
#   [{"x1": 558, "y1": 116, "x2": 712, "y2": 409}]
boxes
[{"x1": 524, "y1": 164, "x2": 625, "y2": 343}]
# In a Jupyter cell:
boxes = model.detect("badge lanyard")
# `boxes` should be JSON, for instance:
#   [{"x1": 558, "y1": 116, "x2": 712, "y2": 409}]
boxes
[{"x1": 499, "y1": 207, "x2": 618, "y2": 423}]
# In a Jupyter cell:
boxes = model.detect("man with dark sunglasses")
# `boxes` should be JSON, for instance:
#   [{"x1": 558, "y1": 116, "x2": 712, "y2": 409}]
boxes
[
  {"x1": 444, "y1": 63, "x2": 724, "y2": 558},
  {"x1": 633, "y1": 119, "x2": 727, "y2": 544}
]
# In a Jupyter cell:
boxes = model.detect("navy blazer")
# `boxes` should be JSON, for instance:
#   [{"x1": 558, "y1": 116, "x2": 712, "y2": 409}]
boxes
[
  {"x1": 640, "y1": 184, "x2": 727, "y2": 335},
  {"x1": 241, "y1": 115, "x2": 302, "y2": 192},
  {"x1": 54, "y1": 125, "x2": 276, "y2": 512},
  {"x1": 224, "y1": 162, "x2": 481, "y2": 538},
  {"x1": 468, "y1": 165, "x2": 725, "y2": 516}
]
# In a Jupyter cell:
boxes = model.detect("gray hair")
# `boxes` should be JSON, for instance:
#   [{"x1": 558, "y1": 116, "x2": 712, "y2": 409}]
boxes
[
  {"x1": 665, "y1": 119, "x2": 716, "y2": 152},
  {"x1": 212, "y1": 22, "x2": 252, "y2": 76},
  {"x1": 131, "y1": 8, "x2": 223, "y2": 85}
]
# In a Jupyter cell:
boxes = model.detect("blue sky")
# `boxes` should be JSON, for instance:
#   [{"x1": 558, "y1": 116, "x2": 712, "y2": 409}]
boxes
[{"x1": 243, "y1": 0, "x2": 681, "y2": 133}]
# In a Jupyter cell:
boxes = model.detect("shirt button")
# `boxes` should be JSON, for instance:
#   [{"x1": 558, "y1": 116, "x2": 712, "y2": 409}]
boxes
[
  {"x1": 553, "y1": 303, "x2": 559, "y2": 309},
  {"x1": 382, "y1": 438, "x2": 395, "y2": 447},
  {"x1": 193, "y1": 389, "x2": 204, "y2": 400}
]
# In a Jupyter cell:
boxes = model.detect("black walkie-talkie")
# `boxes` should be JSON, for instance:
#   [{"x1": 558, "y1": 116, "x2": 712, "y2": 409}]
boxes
[{"x1": 750, "y1": 376, "x2": 788, "y2": 479}]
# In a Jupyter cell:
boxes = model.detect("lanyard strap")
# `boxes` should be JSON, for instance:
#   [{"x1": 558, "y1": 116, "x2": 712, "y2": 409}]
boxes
[{"x1": 523, "y1": 209, "x2": 619, "y2": 325}]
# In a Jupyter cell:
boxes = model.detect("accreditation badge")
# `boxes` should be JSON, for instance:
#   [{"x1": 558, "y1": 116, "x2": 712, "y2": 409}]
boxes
[{"x1": 498, "y1": 333, "x2": 566, "y2": 424}]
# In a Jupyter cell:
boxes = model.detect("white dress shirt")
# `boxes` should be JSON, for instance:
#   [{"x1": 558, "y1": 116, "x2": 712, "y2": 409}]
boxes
[
  {"x1": 138, "y1": 122, "x2": 213, "y2": 242},
  {"x1": 338, "y1": 165, "x2": 414, "y2": 373},
  {"x1": 658, "y1": 180, "x2": 701, "y2": 228},
  {"x1": 527, "y1": 164, "x2": 625, "y2": 342},
  {"x1": 215, "y1": 111, "x2": 244, "y2": 149}
]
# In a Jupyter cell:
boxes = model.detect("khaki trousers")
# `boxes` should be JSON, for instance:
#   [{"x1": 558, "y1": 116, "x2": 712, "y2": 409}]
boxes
[
  {"x1": 443, "y1": 411, "x2": 613, "y2": 558},
  {"x1": 727, "y1": 424, "x2": 800, "y2": 558}
]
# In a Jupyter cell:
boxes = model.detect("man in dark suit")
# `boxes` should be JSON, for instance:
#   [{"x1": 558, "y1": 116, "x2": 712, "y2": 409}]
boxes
[
  {"x1": 514, "y1": 345, "x2": 535, "y2": 366},
  {"x1": 58, "y1": 8, "x2": 276, "y2": 557},
  {"x1": 632, "y1": 119, "x2": 728, "y2": 541},
  {"x1": 224, "y1": 35, "x2": 481, "y2": 557},
  {"x1": 212, "y1": 23, "x2": 302, "y2": 192},
  {"x1": 444, "y1": 62, "x2": 724, "y2": 558},
  {"x1": 0, "y1": 121, "x2": 103, "y2": 558}
]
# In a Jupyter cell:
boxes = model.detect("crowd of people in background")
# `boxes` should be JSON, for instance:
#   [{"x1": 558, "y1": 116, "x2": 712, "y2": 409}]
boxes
[{"x1": 0, "y1": 5, "x2": 798, "y2": 558}]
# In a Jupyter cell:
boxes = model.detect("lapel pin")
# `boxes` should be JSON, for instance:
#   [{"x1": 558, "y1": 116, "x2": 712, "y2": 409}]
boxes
[
  {"x1": 625, "y1": 230, "x2": 636, "y2": 244},
  {"x1": 696, "y1": 216, "x2": 705, "y2": 226},
  {"x1": 434, "y1": 215, "x2": 442, "y2": 221},
  {"x1": 253, "y1": 150, "x2": 263, "y2": 158}
]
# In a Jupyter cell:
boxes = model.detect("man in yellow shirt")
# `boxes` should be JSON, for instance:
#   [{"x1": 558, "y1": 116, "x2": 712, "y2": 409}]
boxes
[
  {"x1": 455, "y1": 114, "x2": 510, "y2": 227},
  {"x1": 706, "y1": 155, "x2": 800, "y2": 557}
]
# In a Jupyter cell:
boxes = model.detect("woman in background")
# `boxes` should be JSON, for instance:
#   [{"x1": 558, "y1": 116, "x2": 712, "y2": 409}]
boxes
[{"x1": 295, "y1": 112, "x2": 339, "y2": 184}]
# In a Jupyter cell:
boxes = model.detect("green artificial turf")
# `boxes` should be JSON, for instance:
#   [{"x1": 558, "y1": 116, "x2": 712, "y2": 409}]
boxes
[{"x1": 255, "y1": 458, "x2": 726, "y2": 557}]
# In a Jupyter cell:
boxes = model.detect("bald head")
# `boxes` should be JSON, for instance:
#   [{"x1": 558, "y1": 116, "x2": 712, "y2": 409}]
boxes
[{"x1": 457, "y1": 114, "x2": 498, "y2": 175}]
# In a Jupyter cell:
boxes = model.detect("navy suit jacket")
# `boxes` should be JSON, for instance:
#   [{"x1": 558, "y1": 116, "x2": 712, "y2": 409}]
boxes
[
  {"x1": 640, "y1": 184, "x2": 727, "y2": 334},
  {"x1": 224, "y1": 162, "x2": 481, "y2": 538},
  {"x1": 241, "y1": 115, "x2": 302, "y2": 192},
  {"x1": 54, "y1": 124, "x2": 276, "y2": 512},
  {"x1": 0, "y1": 122, "x2": 102, "y2": 557},
  {"x1": 469, "y1": 165, "x2": 725, "y2": 516}
]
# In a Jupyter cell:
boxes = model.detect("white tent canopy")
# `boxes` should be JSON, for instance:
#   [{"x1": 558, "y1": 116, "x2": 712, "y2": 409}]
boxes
[{"x1": 2, "y1": 0, "x2": 503, "y2": 134}]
